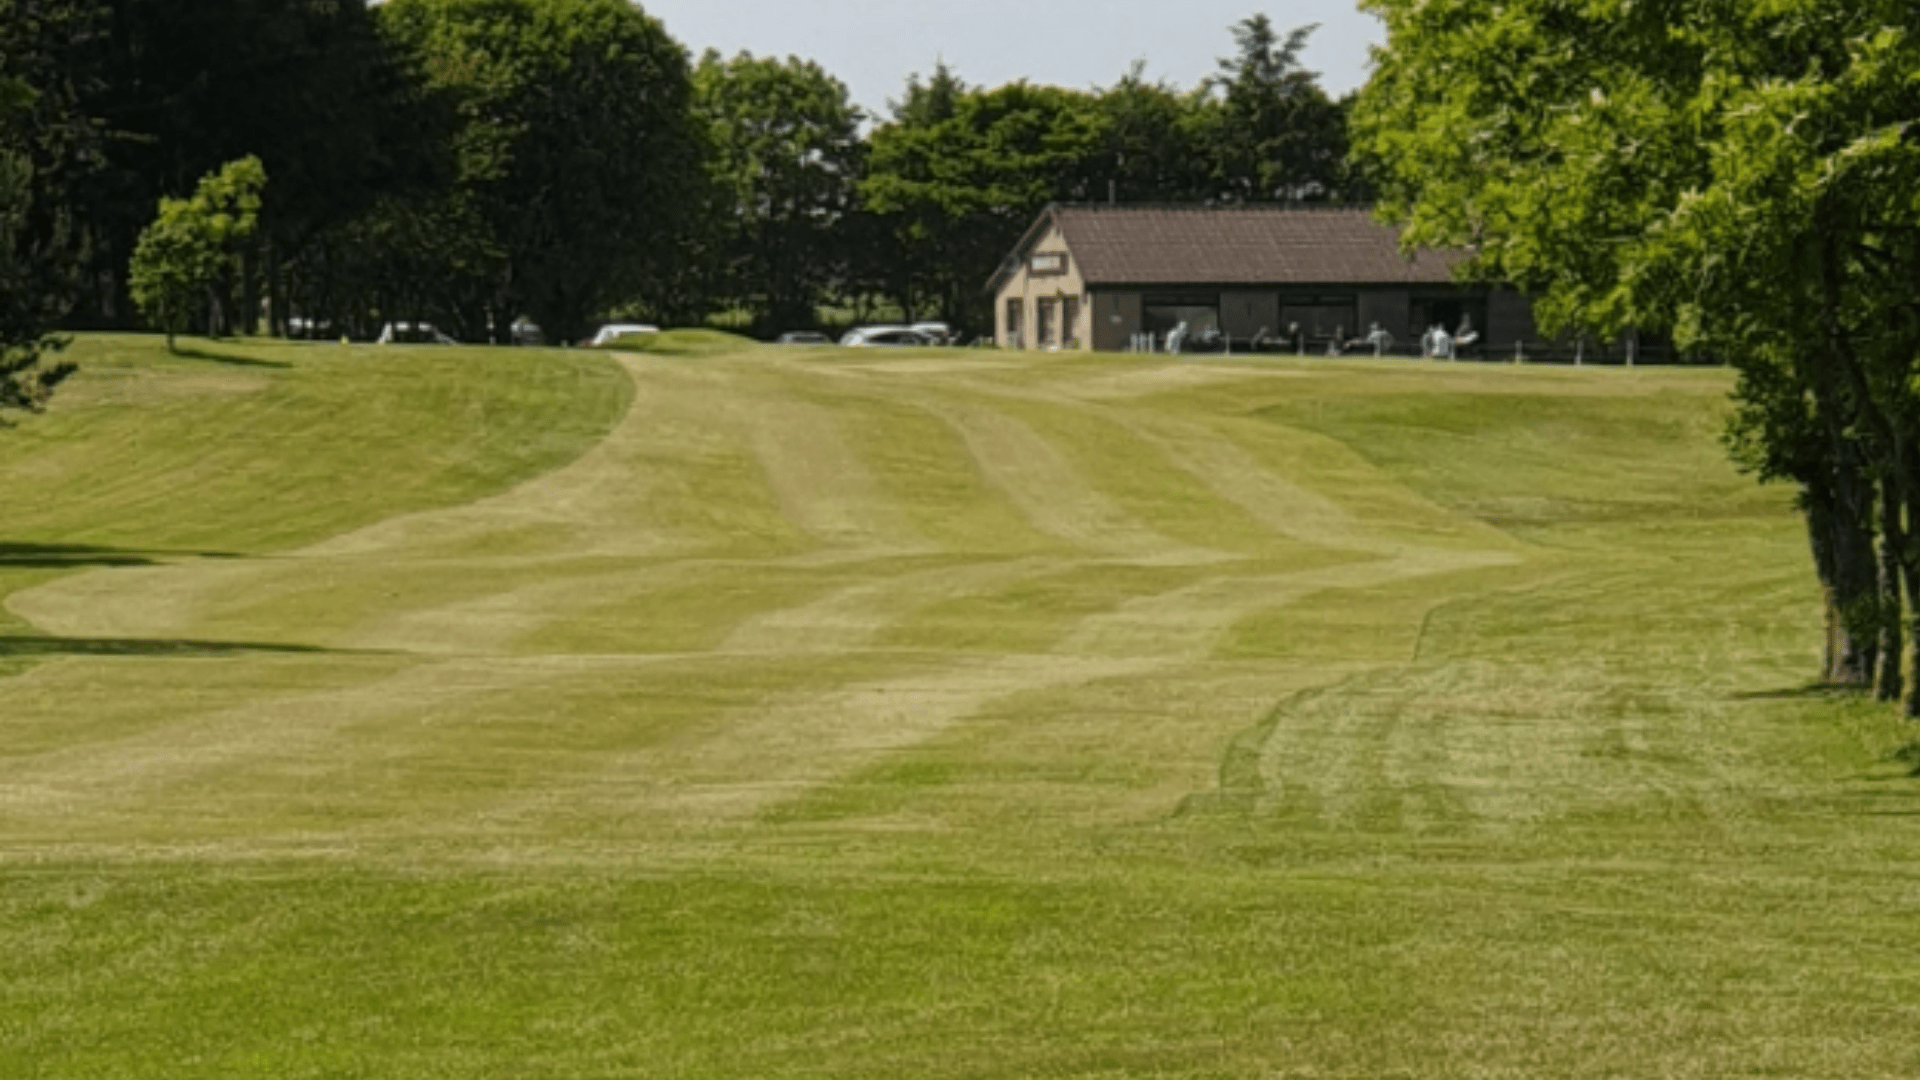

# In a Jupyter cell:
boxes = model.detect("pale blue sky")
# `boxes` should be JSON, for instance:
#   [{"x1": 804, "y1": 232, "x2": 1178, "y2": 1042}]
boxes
[{"x1": 639, "y1": 1, "x2": 1386, "y2": 119}]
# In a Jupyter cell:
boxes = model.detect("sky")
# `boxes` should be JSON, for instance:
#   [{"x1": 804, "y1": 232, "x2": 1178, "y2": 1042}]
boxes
[{"x1": 639, "y1": 1, "x2": 1387, "y2": 120}]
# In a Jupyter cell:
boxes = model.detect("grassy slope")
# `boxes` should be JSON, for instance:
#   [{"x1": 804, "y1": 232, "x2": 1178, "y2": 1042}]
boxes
[{"x1": 4, "y1": 335, "x2": 1918, "y2": 1079}]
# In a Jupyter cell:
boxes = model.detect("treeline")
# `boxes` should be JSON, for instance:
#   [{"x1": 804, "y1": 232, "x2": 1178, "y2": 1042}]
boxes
[
  {"x1": 1357, "y1": 0, "x2": 1920, "y2": 708},
  {"x1": 0, "y1": 0, "x2": 1364, "y2": 360}
]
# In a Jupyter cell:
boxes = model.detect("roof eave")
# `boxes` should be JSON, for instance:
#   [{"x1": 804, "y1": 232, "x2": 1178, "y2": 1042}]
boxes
[{"x1": 984, "y1": 204, "x2": 1066, "y2": 295}]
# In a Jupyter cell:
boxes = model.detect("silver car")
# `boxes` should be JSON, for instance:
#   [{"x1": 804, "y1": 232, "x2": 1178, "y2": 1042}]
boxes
[{"x1": 839, "y1": 325, "x2": 935, "y2": 347}]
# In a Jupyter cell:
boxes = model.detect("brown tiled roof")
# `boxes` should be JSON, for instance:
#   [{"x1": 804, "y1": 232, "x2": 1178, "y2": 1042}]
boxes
[{"x1": 1041, "y1": 204, "x2": 1469, "y2": 287}]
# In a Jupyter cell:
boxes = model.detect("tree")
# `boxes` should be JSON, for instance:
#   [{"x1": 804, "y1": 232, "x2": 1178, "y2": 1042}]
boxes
[
  {"x1": 0, "y1": 91, "x2": 75, "y2": 416},
  {"x1": 1201, "y1": 16, "x2": 1349, "y2": 202},
  {"x1": 1093, "y1": 62, "x2": 1215, "y2": 204},
  {"x1": 376, "y1": 0, "x2": 705, "y2": 345},
  {"x1": 888, "y1": 61, "x2": 967, "y2": 128},
  {"x1": 0, "y1": 0, "x2": 102, "y2": 417},
  {"x1": 129, "y1": 156, "x2": 266, "y2": 350},
  {"x1": 694, "y1": 50, "x2": 865, "y2": 333},
  {"x1": 1609, "y1": 7, "x2": 1920, "y2": 703},
  {"x1": 1353, "y1": 0, "x2": 1920, "y2": 701},
  {"x1": 863, "y1": 81, "x2": 1106, "y2": 331},
  {"x1": 38, "y1": 0, "x2": 413, "y2": 331}
]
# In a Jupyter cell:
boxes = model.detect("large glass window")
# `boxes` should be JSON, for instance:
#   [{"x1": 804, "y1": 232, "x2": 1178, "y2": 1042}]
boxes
[
  {"x1": 1005, "y1": 297, "x2": 1024, "y2": 349},
  {"x1": 1410, "y1": 295, "x2": 1489, "y2": 357},
  {"x1": 1143, "y1": 293, "x2": 1220, "y2": 351},
  {"x1": 1278, "y1": 295, "x2": 1357, "y2": 349},
  {"x1": 1061, "y1": 296, "x2": 1080, "y2": 348},
  {"x1": 1036, "y1": 297, "x2": 1058, "y2": 347}
]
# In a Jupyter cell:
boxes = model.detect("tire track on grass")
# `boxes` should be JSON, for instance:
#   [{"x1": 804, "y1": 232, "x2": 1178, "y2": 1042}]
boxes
[
  {"x1": 740, "y1": 393, "x2": 927, "y2": 554},
  {"x1": 587, "y1": 552, "x2": 1517, "y2": 824},
  {"x1": 0, "y1": 659, "x2": 551, "y2": 821},
  {"x1": 719, "y1": 556, "x2": 1059, "y2": 655},
  {"x1": 914, "y1": 397, "x2": 1233, "y2": 566},
  {"x1": 6, "y1": 349, "x2": 1534, "y2": 838},
  {"x1": 347, "y1": 382, "x2": 937, "y2": 655},
  {"x1": 567, "y1": 362, "x2": 1526, "y2": 824}
]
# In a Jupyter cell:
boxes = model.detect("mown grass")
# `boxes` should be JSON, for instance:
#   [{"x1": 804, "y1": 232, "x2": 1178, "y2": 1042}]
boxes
[
  {"x1": 0, "y1": 335, "x2": 631, "y2": 551},
  {"x1": 4, "y1": 334, "x2": 1919, "y2": 1078}
]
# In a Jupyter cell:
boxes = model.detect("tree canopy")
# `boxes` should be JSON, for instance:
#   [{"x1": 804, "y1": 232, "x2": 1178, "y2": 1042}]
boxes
[
  {"x1": 1354, "y1": 0, "x2": 1920, "y2": 702},
  {"x1": 1, "y1": 6, "x2": 1362, "y2": 348},
  {"x1": 0, "y1": 0, "x2": 99, "y2": 416},
  {"x1": 129, "y1": 156, "x2": 267, "y2": 350},
  {"x1": 864, "y1": 81, "x2": 1108, "y2": 332},
  {"x1": 376, "y1": 0, "x2": 704, "y2": 345},
  {"x1": 694, "y1": 50, "x2": 865, "y2": 333},
  {"x1": 1204, "y1": 16, "x2": 1351, "y2": 202}
]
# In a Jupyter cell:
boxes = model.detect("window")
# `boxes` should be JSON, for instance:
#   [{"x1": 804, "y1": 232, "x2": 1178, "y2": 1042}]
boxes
[
  {"x1": 1061, "y1": 295, "x2": 1080, "y2": 348},
  {"x1": 1143, "y1": 293, "x2": 1220, "y2": 350},
  {"x1": 1409, "y1": 296, "x2": 1488, "y2": 356},
  {"x1": 1278, "y1": 296, "x2": 1357, "y2": 345},
  {"x1": 1036, "y1": 297, "x2": 1058, "y2": 347},
  {"x1": 1005, "y1": 297, "x2": 1024, "y2": 349}
]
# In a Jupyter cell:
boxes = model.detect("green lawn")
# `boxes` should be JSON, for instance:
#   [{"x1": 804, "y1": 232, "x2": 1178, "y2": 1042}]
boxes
[{"x1": 3, "y1": 333, "x2": 1917, "y2": 1078}]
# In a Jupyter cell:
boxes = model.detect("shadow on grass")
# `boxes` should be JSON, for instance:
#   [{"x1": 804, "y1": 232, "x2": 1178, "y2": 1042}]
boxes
[
  {"x1": 1890, "y1": 742, "x2": 1920, "y2": 779},
  {"x1": 0, "y1": 634, "x2": 335, "y2": 658},
  {"x1": 169, "y1": 343, "x2": 292, "y2": 369},
  {"x1": 1729, "y1": 682, "x2": 1870, "y2": 702},
  {"x1": 1850, "y1": 786, "x2": 1920, "y2": 812},
  {"x1": 0, "y1": 542, "x2": 245, "y2": 569}
]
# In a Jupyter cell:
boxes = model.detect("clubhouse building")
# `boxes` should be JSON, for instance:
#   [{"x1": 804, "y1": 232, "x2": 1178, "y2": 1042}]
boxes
[{"x1": 987, "y1": 203, "x2": 1546, "y2": 358}]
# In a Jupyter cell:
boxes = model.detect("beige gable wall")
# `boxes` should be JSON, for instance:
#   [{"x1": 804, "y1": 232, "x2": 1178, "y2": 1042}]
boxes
[{"x1": 995, "y1": 222, "x2": 1090, "y2": 350}]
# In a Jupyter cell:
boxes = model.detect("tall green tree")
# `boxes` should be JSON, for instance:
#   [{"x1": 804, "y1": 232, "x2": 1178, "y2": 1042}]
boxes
[
  {"x1": 377, "y1": 0, "x2": 705, "y2": 344},
  {"x1": 1202, "y1": 16, "x2": 1350, "y2": 202},
  {"x1": 0, "y1": 0, "x2": 100, "y2": 416},
  {"x1": 1354, "y1": 0, "x2": 1920, "y2": 699},
  {"x1": 50, "y1": 0, "x2": 411, "y2": 330},
  {"x1": 1093, "y1": 62, "x2": 1215, "y2": 203},
  {"x1": 888, "y1": 62, "x2": 967, "y2": 129},
  {"x1": 129, "y1": 156, "x2": 267, "y2": 350},
  {"x1": 863, "y1": 81, "x2": 1106, "y2": 331},
  {"x1": 0, "y1": 87, "x2": 73, "y2": 416},
  {"x1": 694, "y1": 50, "x2": 864, "y2": 333}
]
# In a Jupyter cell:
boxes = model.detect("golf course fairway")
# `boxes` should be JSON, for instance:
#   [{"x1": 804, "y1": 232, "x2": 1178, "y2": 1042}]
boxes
[{"x1": 3, "y1": 333, "x2": 1917, "y2": 1078}]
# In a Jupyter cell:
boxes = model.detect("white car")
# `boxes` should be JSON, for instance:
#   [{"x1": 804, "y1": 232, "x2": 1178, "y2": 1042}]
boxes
[
  {"x1": 909, "y1": 321, "x2": 953, "y2": 345},
  {"x1": 376, "y1": 321, "x2": 456, "y2": 345},
  {"x1": 589, "y1": 323, "x2": 660, "y2": 347},
  {"x1": 839, "y1": 325, "x2": 935, "y2": 348}
]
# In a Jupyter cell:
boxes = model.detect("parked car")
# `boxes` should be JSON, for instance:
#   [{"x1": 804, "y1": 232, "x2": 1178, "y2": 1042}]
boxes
[
  {"x1": 775, "y1": 330, "x2": 832, "y2": 345},
  {"x1": 588, "y1": 323, "x2": 660, "y2": 347},
  {"x1": 377, "y1": 321, "x2": 457, "y2": 345},
  {"x1": 286, "y1": 316, "x2": 335, "y2": 340},
  {"x1": 510, "y1": 317, "x2": 544, "y2": 346},
  {"x1": 838, "y1": 325, "x2": 935, "y2": 348},
  {"x1": 909, "y1": 321, "x2": 953, "y2": 345}
]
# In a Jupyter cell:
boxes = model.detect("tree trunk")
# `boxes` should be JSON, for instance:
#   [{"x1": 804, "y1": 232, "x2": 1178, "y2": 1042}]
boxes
[
  {"x1": 241, "y1": 241, "x2": 260, "y2": 336},
  {"x1": 1811, "y1": 224, "x2": 1915, "y2": 705},
  {"x1": 265, "y1": 237, "x2": 284, "y2": 338},
  {"x1": 1903, "y1": 488, "x2": 1920, "y2": 719},
  {"x1": 1879, "y1": 477, "x2": 1905, "y2": 702},
  {"x1": 1805, "y1": 478, "x2": 1876, "y2": 686}
]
